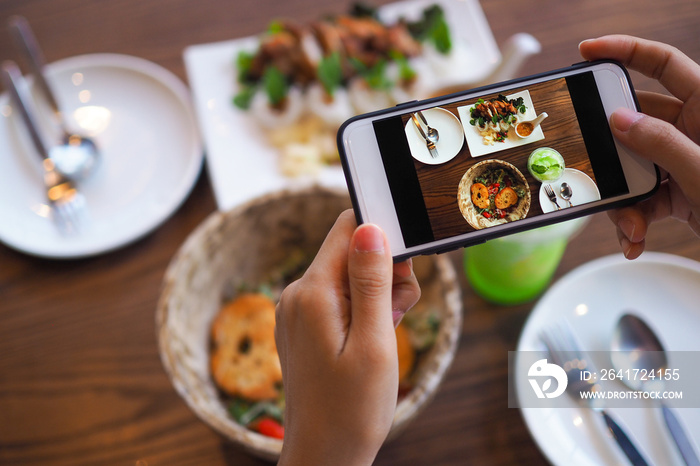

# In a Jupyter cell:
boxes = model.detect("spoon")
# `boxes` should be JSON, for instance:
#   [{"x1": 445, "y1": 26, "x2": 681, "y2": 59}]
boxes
[
  {"x1": 515, "y1": 111, "x2": 548, "y2": 138},
  {"x1": 417, "y1": 110, "x2": 439, "y2": 144},
  {"x1": 560, "y1": 182, "x2": 574, "y2": 207},
  {"x1": 8, "y1": 16, "x2": 100, "y2": 181},
  {"x1": 611, "y1": 313, "x2": 700, "y2": 466}
]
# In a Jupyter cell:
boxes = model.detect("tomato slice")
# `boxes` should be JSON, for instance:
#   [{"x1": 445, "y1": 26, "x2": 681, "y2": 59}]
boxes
[{"x1": 254, "y1": 417, "x2": 285, "y2": 439}]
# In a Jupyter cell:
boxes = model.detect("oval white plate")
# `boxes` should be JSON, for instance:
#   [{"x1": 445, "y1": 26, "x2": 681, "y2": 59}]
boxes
[
  {"x1": 404, "y1": 107, "x2": 464, "y2": 165},
  {"x1": 0, "y1": 53, "x2": 203, "y2": 259},
  {"x1": 516, "y1": 252, "x2": 700, "y2": 466},
  {"x1": 538, "y1": 168, "x2": 601, "y2": 213}
]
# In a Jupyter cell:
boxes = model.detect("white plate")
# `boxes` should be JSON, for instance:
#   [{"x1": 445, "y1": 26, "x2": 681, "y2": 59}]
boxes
[
  {"x1": 404, "y1": 107, "x2": 464, "y2": 165},
  {"x1": 457, "y1": 89, "x2": 544, "y2": 158},
  {"x1": 516, "y1": 252, "x2": 700, "y2": 466},
  {"x1": 538, "y1": 168, "x2": 601, "y2": 213},
  {"x1": 183, "y1": 0, "x2": 501, "y2": 211},
  {"x1": 0, "y1": 54, "x2": 203, "y2": 259}
]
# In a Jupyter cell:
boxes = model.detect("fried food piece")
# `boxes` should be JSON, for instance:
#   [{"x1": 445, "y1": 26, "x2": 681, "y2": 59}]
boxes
[
  {"x1": 396, "y1": 322, "x2": 416, "y2": 383},
  {"x1": 210, "y1": 293, "x2": 282, "y2": 400},
  {"x1": 470, "y1": 182, "x2": 490, "y2": 209},
  {"x1": 494, "y1": 186, "x2": 518, "y2": 210}
]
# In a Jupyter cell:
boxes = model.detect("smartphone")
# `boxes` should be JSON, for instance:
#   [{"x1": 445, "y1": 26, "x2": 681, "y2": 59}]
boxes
[{"x1": 338, "y1": 60, "x2": 660, "y2": 261}]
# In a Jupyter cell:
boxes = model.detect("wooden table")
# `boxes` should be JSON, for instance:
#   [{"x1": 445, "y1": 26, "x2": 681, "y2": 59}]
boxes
[{"x1": 1, "y1": 0, "x2": 699, "y2": 464}]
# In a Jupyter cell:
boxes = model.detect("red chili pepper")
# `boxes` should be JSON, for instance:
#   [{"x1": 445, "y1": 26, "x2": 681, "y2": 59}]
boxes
[
  {"x1": 498, "y1": 210, "x2": 506, "y2": 219},
  {"x1": 482, "y1": 211, "x2": 491, "y2": 218},
  {"x1": 254, "y1": 417, "x2": 285, "y2": 439}
]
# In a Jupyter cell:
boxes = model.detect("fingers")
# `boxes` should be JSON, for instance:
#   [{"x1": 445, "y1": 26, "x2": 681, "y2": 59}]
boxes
[
  {"x1": 304, "y1": 209, "x2": 356, "y2": 283},
  {"x1": 579, "y1": 35, "x2": 700, "y2": 102},
  {"x1": 610, "y1": 108, "x2": 700, "y2": 195},
  {"x1": 607, "y1": 206, "x2": 649, "y2": 260},
  {"x1": 636, "y1": 90, "x2": 683, "y2": 125},
  {"x1": 347, "y1": 223, "x2": 394, "y2": 341},
  {"x1": 391, "y1": 259, "x2": 421, "y2": 328}
]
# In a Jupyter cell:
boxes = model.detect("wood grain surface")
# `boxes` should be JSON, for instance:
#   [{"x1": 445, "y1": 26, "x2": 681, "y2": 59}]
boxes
[{"x1": 1, "y1": 0, "x2": 700, "y2": 464}]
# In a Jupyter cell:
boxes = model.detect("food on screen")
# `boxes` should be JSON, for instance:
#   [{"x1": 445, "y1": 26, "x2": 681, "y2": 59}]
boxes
[
  {"x1": 468, "y1": 94, "x2": 527, "y2": 145},
  {"x1": 458, "y1": 160, "x2": 531, "y2": 229}
]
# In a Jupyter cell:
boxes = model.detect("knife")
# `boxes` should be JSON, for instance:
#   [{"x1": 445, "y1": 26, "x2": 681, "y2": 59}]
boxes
[
  {"x1": 411, "y1": 113, "x2": 438, "y2": 158},
  {"x1": 663, "y1": 405, "x2": 700, "y2": 466},
  {"x1": 417, "y1": 110, "x2": 434, "y2": 135},
  {"x1": 602, "y1": 411, "x2": 650, "y2": 466}
]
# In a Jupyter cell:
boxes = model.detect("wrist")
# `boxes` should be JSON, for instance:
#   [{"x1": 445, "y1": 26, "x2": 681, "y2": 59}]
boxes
[{"x1": 278, "y1": 424, "x2": 385, "y2": 466}]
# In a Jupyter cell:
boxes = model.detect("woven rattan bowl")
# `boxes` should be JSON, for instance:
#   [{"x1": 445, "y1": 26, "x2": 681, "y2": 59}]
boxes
[{"x1": 156, "y1": 186, "x2": 462, "y2": 461}]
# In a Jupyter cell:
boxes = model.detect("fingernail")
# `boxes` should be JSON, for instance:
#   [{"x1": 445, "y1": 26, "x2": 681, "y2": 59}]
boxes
[
  {"x1": 621, "y1": 237, "x2": 633, "y2": 259},
  {"x1": 354, "y1": 224, "x2": 385, "y2": 253},
  {"x1": 578, "y1": 38, "x2": 594, "y2": 50},
  {"x1": 611, "y1": 107, "x2": 644, "y2": 133},
  {"x1": 392, "y1": 309, "x2": 405, "y2": 327},
  {"x1": 619, "y1": 218, "x2": 636, "y2": 240}
]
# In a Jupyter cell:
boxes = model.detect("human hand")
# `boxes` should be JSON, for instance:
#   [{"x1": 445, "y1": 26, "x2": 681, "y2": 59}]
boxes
[
  {"x1": 275, "y1": 210, "x2": 420, "y2": 466},
  {"x1": 579, "y1": 35, "x2": 700, "y2": 259}
]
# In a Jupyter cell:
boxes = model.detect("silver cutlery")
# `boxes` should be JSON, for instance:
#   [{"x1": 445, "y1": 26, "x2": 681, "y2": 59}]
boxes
[
  {"x1": 542, "y1": 321, "x2": 651, "y2": 466},
  {"x1": 612, "y1": 314, "x2": 700, "y2": 466},
  {"x1": 1, "y1": 60, "x2": 86, "y2": 234},
  {"x1": 544, "y1": 184, "x2": 561, "y2": 210},
  {"x1": 411, "y1": 113, "x2": 438, "y2": 159},
  {"x1": 417, "y1": 110, "x2": 439, "y2": 145},
  {"x1": 8, "y1": 15, "x2": 100, "y2": 181},
  {"x1": 560, "y1": 182, "x2": 574, "y2": 207}
]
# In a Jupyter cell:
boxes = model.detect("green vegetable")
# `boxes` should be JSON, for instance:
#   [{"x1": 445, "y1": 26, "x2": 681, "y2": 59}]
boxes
[
  {"x1": 407, "y1": 5, "x2": 452, "y2": 54},
  {"x1": 428, "y1": 12, "x2": 451, "y2": 54},
  {"x1": 350, "y1": 58, "x2": 392, "y2": 90},
  {"x1": 389, "y1": 51, "x2": 417, "y2": 84},
  {"x1": 317, "y1": 52, "x2": 343, "y2": 96},
  {"x1": 232, "y1": 85, "x2": 257, "y2": 110},
  {"x1": 349, "y1": 2, "x2": 378, "y2": 18},
  {"x1": 262, "y1": 66, "x2": 289, "y2": 107},
  {"x1": 267, "y1": 20, "x2": 285, "y2": 35},
  {"x1": 236, "y1": 50, "x2": 256, "y2": 84},
  {"x1": 258, "y1": 283, "x2": 274, "y2": 300},
  {"x1": 228, "y1": 395, "x2": 285, "y2": 426}
]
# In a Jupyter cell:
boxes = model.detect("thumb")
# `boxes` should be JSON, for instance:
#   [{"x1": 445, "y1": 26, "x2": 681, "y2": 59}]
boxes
[
  {"x1": 347, "y1": 223, "x2": 394, "y2": 337},
  {"x1": 610, "y1": 107, "x2": 700, "y2": 194}
]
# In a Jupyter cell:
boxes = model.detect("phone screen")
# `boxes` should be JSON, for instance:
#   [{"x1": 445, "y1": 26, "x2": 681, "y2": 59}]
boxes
[{"x1": 372, "y1": 71, "x2": 630, "y2": 248}]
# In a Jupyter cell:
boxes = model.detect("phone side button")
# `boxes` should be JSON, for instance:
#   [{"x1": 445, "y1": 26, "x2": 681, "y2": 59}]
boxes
[
  {"x1": 395, "y1": 100, "x2": 417, "y2": 107},
  {"x1": 432, "y1": 240, "x2": 487, "y2": 255}
]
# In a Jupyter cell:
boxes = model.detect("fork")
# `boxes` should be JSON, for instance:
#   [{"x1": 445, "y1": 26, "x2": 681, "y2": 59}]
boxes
[
  {"x1": 417, "y1": 110, "x2": 439, "y2": 144},
  {"x1": 1, "y1": 60, "x2": 86, "y2": 234},
  {"x1": 544, "y1": 184, "x2": 562, "y2": 210},
  {"x1": 542, "y1": 321, "x2": 651, "y2": 466},
  {"x1": 411, "y1": 113, "x2": 439, "y2": 158}
]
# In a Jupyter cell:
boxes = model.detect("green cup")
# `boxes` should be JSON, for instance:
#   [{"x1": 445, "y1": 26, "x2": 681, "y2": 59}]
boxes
[{"x1": 463, "y1": 218, "x2": 587, "y2": 305}]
